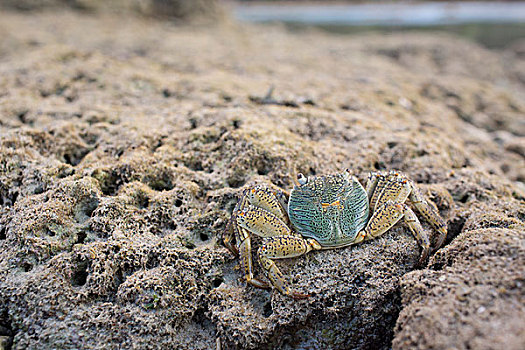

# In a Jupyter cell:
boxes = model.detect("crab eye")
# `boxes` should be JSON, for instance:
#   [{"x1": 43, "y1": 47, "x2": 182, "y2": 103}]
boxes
[
  {"x1": 297, "y1": 173, "x2": 308, "y2": 185},
  {"x1": 345, "y1": 168, "x2": 351, "y2": 173}
]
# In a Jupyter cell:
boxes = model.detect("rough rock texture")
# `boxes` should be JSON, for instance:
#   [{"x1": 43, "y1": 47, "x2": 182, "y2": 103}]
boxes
[
  {"x1": 0, "y1": 8, "x2": 524, "y2": 350},
  {"x1": 0, "y1": 0, "x2": 225, "y2": 21},
  {"x1": 394, "y1": 227, "x2": 524, "y2": 350}
]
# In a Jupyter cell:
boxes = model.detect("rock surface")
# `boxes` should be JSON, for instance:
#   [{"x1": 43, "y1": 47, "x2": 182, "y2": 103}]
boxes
[{"x1": 0, "y1": 7, "x2": 524, "y2": 350}]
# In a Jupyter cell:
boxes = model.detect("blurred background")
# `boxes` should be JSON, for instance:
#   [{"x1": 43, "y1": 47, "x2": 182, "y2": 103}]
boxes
[
  {"x1": 1, "y1": 0, "x2": 523, "y2": 48},
  {"x1": 233, "y1": 0, "x2": 525, "y2": 48}
]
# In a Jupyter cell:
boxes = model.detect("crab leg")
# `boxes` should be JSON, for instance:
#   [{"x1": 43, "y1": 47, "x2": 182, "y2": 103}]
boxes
[
  {"x1": 365, "y1": 172, "x2": 381, "y2": 202},
  {"x1": 356, "y1": 201, "x2": 430, "y2": 264},
  {"x1": 241, "y1": 185, "x2": 289, "y2": 224},
  {"x1": 232, "y1": 194, "x2": 294, "y2": 290},
  {"x1": 357, "y1": 201, "x2": 405, "y2": 241},
  {"x1": 402, "y1": 204, "x2": 431, "y2": 264},
  {"x1": 237, "y1": 226, "x2": 271, "y2": 289},
  {"x1": 258, "y1": 236, "x2": 322, "y2": 299},
  {"x1": 408, "y1": 182, "x2": 448, "y2": 249},
  {"x1": 236, "y1": 204, "x2": 291, "y2": 237},
  {"x1": 222, "y1": 217, "x2": 238, "y2": 256}
]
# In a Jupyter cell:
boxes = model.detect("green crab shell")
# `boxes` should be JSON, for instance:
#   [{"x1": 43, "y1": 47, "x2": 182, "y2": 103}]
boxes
[{"x1": 288, "y1": 172, "x2": 369, "y2": 248}]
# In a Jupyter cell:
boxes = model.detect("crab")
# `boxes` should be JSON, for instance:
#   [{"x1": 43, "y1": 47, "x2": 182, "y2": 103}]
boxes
[{"x1": 223, "y1": 170, "x2": 448, "y2": 299}]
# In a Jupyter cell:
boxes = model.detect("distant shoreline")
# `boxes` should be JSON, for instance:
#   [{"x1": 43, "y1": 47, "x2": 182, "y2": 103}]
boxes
[{"x1": 233, "y1": 1, "x2": 525, "y2": 26}]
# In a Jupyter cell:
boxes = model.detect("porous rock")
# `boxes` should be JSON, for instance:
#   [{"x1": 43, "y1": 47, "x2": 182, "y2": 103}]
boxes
[{"x1": 0, "y1": 8, "x2": 524, "y2": 350}]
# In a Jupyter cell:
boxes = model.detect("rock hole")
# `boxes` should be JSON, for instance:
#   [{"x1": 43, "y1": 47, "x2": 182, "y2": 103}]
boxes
[
  {"x1": 33, "y1": 185, "x2": 45, "y2": 195},
  {"x1": 303, "y1": 98, "x2": 316, "y2": 106},
  {"x1": 137, "y1": 195, "x2": 150, "y2": 209},
  {"x1": 11, "y1": 192, "x2": 18, "y2": 204},
  {"x1": 374, "y1": 161, "x2": 386, "y2": 170},
  {"x1": 192, "y1": 306, "x2": 211, "y2": 327},
  {"x1": 232, "y1": 119, "x2": 241, "y2": 129},
  {"x1": 263, "y1": 302, "x2": 273, "y2": 318},
  {"x1": 257, "y1": 166, "x2": 269, "y2": 176},
  {"x1": 93, "y1": 170, "x2": 122, "y2": 196},
  {"x1": 82, "y1": 197, "x2": 99, "y2": 218},
  {"x1": 175, "y1": 198, "x2": 183, "y2": 207},
  {"x1": 75, "y1": 230, "x2": 87, "y2": 245},
  {"x1": 0, "y1": 191, "x2": 18, "y2": 207},
  {"x1": 17, "y1": 110, "x2": 29, "y2": 124},
  {"x1": 63, "y1": 148, "x2": 90, "y2": 166},
  {"x1": 149, "y1": 177, "x2": 174, "y2": 192},
  {"x1": 22, "y1": 262, "x2": 33, "y2": 272},
  {"x1": 458, "y1": 193, "x2": 469, "y2": 203},
  {"x1": 66, "y1": 95, "x2": 77, "y2": 103},
  {"x1": 80, "y1": 132, "x2": 99, "y2": 146},
  {"x1": 190, "y1": 161, "x2": 204, "y2": 172},
  {"x1": 162, "y1": 88, "x2": 172, "y2": 98},
  {"x1": 447, "y1": 215, "x2": 467, "y2": 240},
  {"x1": 75, "y1": 196, "x2": 99, "y2": 224},
  {"x1": 387, "y1": 141, "x2": 398, "y2": 149},
  {"x1": 340, "y1": 104, "x2": 358, "y2": 111},
  {"x1": 64, "y1": 154, "x2": 73, "y2": 165},
  {"x1": 71, "y1": 260, "x2": 89, "y2": 287},
  {"x1": 183, "y1": 239, "x2": 196, "y2": 249},
  {"x1": 0, "y1": 227, "x2": 6, "y2": 240},
  {"x1": 227, "y1": 177, "x2": 245, "y2": 188},
  {"x1": 57, "y1": 167, "x2": 75, "y2": 179},
  {"x1": 0, "y1": 309, "x2": 14, "y2": 338},
  {"x1": 212, "y1": 277, "x2": 223, "y2": 288},
  {"x1": 200, "y1": 232, "x2": 209, "y2": 241}
]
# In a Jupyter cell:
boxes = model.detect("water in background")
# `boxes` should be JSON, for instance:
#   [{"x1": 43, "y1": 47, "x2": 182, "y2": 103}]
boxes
[{"x1": 233, "y1": 1, "x2": 525, "y2": 48}]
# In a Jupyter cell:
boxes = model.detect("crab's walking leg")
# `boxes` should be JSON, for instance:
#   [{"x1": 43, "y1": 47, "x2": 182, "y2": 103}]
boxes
[
  {"x1": 367, "y1": 171, "x2": 410, "y2": 212},
  {"x1": 237, "y1": 226, "x2": 271, "y2": 289},
  {"x1": 242, "y1": 185, "x2": 289, "y2": 224},
  {"x1": 235, "y1": 200, "x2": 294, "y2": 290},
  {"x1": 355, "y1": 201, "x2": 430, "y2": 264},
  {"x1": 222, "y1": 218, "x2": 238, "y2": 256},
  {"x1": 225, "y1": 185, "x2": 292, "y2": 290},
  {"x1": 408, "y1": 182, "x2": 448, "y2": 249},
  {"x1": 365, "y1": 172, "x2": 381, "y2": 203},
  {"x1": 402, "y1": 205, "x2": 431, "y2": 265},
  {"x1": 237, "y1": 205, "x2": 291, "y2": 237},
  {"x1": 258, "y1": 236, "x2": 322, "y2": 299}
]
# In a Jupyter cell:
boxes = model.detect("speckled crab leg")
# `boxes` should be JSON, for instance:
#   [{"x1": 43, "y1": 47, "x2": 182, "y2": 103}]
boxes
[
  {"x1": 222, "y1": 218, "x2": 238, "y2": 256},
  {"x1": 236, "y1": 203, "x2": 293, "y2": 290},
  {"x1": 355, "y1": 201, "x2": 431, "y2": 265},
  {"x1": 408, "y1": 181, "x2": 448, "y2": 249},
  {"x1": 368, "y1": 171, "x2": 410, "y2": 211},
  {"x1": 258, "y1": 236, "x2": 322, "y2": 299},
  {"x1": 241, "y1": 185, "x2": 290, "y2": 224},
  {"x1": 228, "y1": 185, "x2": 294, "y2": 290},
  {"x1": 365, "y1": 171, "x2": 381, "y2": 203},
  {"x1": 237, "y1": 226, "x2": 271, "y2": 289}
]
